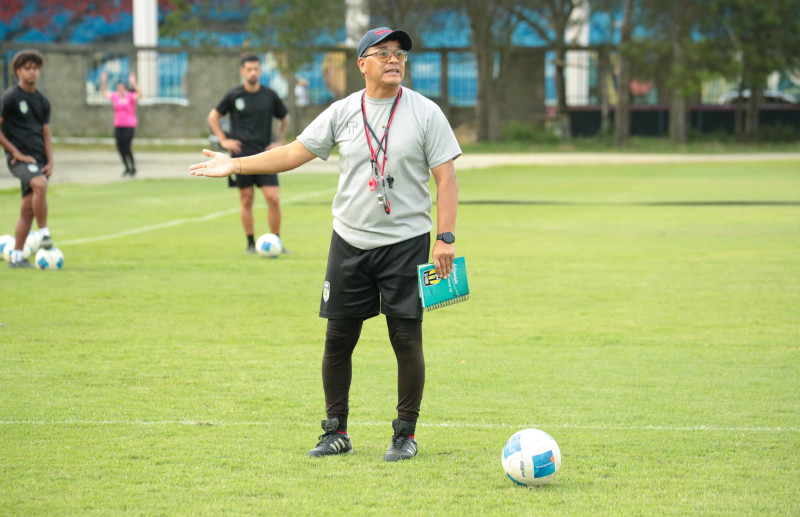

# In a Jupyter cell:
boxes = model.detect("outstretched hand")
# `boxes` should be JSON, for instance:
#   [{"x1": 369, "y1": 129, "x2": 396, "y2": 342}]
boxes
[{"x1": 189, "y1": 149, "x2": 236, "y2": 177}]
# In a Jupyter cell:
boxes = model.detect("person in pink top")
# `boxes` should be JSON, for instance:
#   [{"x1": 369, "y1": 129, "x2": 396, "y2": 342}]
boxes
[{"x1": 100, "y1": 72, "x2": 142, "y2": 177}]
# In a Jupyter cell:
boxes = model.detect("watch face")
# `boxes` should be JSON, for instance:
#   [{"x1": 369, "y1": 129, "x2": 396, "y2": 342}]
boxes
[{"x1": 439, "y1": 232, "x2": 455, "y2": 244}]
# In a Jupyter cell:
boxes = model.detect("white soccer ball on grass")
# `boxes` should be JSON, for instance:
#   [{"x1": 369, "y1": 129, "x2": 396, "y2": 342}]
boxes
[
  {"x1": 35, "y1": 247, "x2": 64, "y2": 270},
  {"x1": 0, "y1": 237, "x2": 34, "y2": 260},
  {"x1": 24, "y1": 230, "x2": 41, "y2": 258},
  {"x1": 0, "y1": 234, "x2": 14, "y2": 260},
  {"x1": 502, "y1": 428, "x2": 561, "y2": 487},
  {"x1": 256, "y1": 233, "x2": 282, "y2": 258}
]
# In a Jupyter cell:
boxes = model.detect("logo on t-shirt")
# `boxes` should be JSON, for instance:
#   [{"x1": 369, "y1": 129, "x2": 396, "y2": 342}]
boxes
[
  {"x1": 19, "y1": 100, "x2": 28, "y2": 115},
  {"x1": 322, "y1": 281, "x2": 331, "y2": 302},
  {"x1": 235, "y1": 98, "x2": 245, "y2": 111},
  {"x1": 342, "y1": 121, "x2": 359, "y2": 142}
]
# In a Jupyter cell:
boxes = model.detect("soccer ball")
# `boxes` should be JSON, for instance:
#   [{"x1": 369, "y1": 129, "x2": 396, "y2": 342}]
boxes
[
  {"x1": 35, "y1": 247, "x2": 64, "y2": 270},
  {"x1": 25, "y1": 230, "x2": 41, "y2": 255},
  {"x1": 256, "y1": 233, "x2": 282, "y2": 258},
  {"x1": 1, "y1": 231, "x2": 42, "y2": 260},
  {"x1": 502, "y1": 428, "x2": 561, "y2": 487},
  {"x1": 0, "y1": 234, "x2": 14, "y2": 260}
]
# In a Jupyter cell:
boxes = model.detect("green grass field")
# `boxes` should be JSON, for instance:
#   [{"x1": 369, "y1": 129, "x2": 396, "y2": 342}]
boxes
[{"x1": 2, "y1": 159, "x2": 799, "y2": 515}]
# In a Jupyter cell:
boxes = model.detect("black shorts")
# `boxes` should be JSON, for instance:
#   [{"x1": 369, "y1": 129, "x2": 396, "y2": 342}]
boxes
[
  {"x1": 320, "y1": 231, "x2": 430, "y2": 321},
  {"x1": 229, "y1": 173, "x2": 279, "y2": 189},
  {"x1": 8, "y1": 159, "x2": 45, "y2": 198}
]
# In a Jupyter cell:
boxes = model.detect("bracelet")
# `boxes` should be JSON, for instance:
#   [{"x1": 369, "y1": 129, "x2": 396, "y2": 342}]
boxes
[{"x1": 236, "y1": 158, "x2": 242, "y2": 175}]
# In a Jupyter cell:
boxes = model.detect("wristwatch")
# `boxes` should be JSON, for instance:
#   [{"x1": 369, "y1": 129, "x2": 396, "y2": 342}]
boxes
[{"x1": 436, "y1": 232, "x2": 455, "y2": 244}]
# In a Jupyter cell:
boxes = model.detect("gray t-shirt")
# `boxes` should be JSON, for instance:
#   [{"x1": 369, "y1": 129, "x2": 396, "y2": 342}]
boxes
[{"x1": 298, "y1": 87, "x2": 461, "y2": 250}]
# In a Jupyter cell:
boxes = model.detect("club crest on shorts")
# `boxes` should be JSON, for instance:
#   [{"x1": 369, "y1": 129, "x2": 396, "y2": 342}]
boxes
[
  {"x1": 19, "y1": 100, "x2": 29, "y2": 114},
  {"x1": 235, "y1": 98, "x2": 245, "y2": 111},
  {"x1": 27, "y1": 163, "x2": 39, "y2": 173},
  {"x1": 322, "y1": 281, "x2": 330, "y2": 303}
]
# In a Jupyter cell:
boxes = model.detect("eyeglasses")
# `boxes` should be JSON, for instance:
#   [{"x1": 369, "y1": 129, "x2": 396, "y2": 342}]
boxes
[{"x1": 362, "y1": 49, "x2": 409, "y2": 62}]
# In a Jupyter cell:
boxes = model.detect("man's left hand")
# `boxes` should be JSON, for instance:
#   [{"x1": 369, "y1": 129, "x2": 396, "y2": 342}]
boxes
[{"x1": 432, "y1": 240, "x2": 455, "y2": 279}]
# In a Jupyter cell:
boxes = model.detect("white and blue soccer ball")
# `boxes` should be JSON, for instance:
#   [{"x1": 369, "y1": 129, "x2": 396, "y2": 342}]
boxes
[
  {"x1": 0, "y1": 234, "x2": 14, "y2": 260},
  {"x1": 25, "y1": 230, "x2": 41, "y2": 256},
  {"x1": 256, "y1": 233, "x2": 282, "y2": 258},
  {"x1": 502, "y1": 428, "x2": 561, "y2": 487},
  {"x1": 35, "y1": 247, "x2": 64, "y2": 270}
]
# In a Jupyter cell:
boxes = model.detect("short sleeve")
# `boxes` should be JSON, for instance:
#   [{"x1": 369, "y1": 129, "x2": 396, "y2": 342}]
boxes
[
  {"x1": 41, "y1": 96, "x2": 51, "y2": 124},
  {"x1": 297, "y1": 103, "x2": 338, "y2": 161},
  {"x1": 0, "y1": 92, "x2": 8, "y2": 119},
  {"x1": 272, "y1": 93, "x2": 288, "y2": 119},
  {"x1": 215, "y1": 90, "x2": 234, "y2": 116},
  {"x1": 424, "y1": 104, "x2": 462, "y2": 169}
]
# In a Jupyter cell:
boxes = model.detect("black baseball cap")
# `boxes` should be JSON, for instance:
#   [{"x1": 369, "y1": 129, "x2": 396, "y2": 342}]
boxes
[{"x1": 357, "y1": 27, "x2": 412, "y2": 58}]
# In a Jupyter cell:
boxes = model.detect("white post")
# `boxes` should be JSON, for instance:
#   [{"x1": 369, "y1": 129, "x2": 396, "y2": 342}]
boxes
[
  {"x1": 566, "y1": 1, "x2": 590, "y2": 106},
  {"x1": 133, "y1": 0, "x2": 158, "y2": 100},
  {"x1": 345, "y1": 0, "x2": 369, "y2": 47}
]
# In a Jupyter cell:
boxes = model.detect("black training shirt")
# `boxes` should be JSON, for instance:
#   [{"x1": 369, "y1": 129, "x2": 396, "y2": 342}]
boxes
[
  {"x1": 215, "y1": 85, "x2": 288, "y2": 158},
  {"x1": 0, "y1": 85, "x2": 51, "y2": 164}
]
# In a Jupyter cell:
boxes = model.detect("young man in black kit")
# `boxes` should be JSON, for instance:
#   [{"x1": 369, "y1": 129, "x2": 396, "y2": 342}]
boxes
[
  {"x1": 0, "y1": 49, "x2": 54, "y2": 268},
  {"x1": 208, "y1": 54, "x2": 290, "y2": 254}
]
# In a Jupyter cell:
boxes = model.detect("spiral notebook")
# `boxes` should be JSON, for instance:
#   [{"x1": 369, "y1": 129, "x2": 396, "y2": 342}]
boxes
[{"x1": 417, "y1": 256, "x2": 470, "y2": 311}]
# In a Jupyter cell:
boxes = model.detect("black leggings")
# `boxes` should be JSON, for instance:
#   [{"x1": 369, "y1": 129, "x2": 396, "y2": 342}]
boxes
[
  {"x1": 322, "y1": 317, "x2": 424, "y2": 431},
  {"x1": 114, "y1": 126, "x2": 136, "y2": 172}
]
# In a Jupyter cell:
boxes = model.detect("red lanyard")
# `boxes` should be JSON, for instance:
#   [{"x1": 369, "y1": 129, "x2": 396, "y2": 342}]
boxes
[{"x1": 361, "y1": 88, "x2": 402, "y2": 213}]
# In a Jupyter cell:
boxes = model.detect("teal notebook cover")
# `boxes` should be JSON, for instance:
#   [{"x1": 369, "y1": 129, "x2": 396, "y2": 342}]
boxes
[{"x1": 417, "y1": 256, "x2": 470, "y2": 311}]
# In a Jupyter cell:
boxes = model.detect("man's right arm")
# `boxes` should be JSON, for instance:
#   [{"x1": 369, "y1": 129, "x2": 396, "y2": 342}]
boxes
[
  {"x1": 190, "y1": 140, "x2": 317, "y2": 178},
  {"x1": 208, "y1": 107, "x2": 241, "y2": 155}
]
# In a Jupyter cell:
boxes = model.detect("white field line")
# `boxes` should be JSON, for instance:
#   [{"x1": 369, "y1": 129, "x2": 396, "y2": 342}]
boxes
[
  {"x1": 0, "y1": 420, "x2": 796, "y2": 433},
  {"x1": 59, "y1": 188, "x2": 336, "y2": 246}
]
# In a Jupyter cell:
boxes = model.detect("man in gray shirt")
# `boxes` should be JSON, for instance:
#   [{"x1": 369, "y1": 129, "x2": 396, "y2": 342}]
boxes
[{"x1": 190, "y1": 27, "x2": 461, "y2": 462}]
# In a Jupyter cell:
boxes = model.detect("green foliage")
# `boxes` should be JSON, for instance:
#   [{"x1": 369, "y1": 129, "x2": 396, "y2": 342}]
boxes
[
  {"x1": 159, "y1": 0, "x2": 344, "y2": 68},
  {"x1": 704, "y1": 0, "x2": 800, "y2": 87},
  {"x1": 753, "y1": 124, "x2": 800, "y2": 143},
  {"x1": 160, "y1": 0, "x2": 252, "y2": 49},
  {"x1": 2, "y1": 160, "x2": 799, "y2": 514},
  {"x1": 247, "y1": 0, "x2": 345, "y2": 72},
  {"x1": 500, "y1": 121, "x2": 560, "y2": 144}
]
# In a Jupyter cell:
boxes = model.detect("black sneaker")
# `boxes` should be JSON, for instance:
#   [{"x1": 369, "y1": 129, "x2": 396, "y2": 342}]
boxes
[
  {"x1": 9, "y1": 258, "x2": 34, "y2": 269},
  {"x1": 384, "y1": 419, "x2": 418, "y2": 462},
  {"x1": 40, "y1": 235, "x2": 53, "y2": 249},
  {"x1": 306, "y1": 418, "x2": 353, "y2": 457}
]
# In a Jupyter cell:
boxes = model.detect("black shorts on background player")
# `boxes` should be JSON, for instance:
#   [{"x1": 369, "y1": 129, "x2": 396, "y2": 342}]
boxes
[
  {"x1": 7, "y1": 159, "x2": 45, "y2": 197},
  {"x1": 231, "y1": 172, "x2": 279, "y2": 189}
]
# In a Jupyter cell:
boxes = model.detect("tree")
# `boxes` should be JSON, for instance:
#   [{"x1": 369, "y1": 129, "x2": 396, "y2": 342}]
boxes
[
  {"x1": 512, "y1": 0, "x2": 589, "y2": 140},
  {"x1": 463, "y1": 0, "x2": 519, "y2": 142},
  {"x1": 705, "y1": 0, "x2": 800, "y2": 138},
  {"x1": 589, "y1": 0, "x2": 623, "y2": 139},
  {"x1": 613, "y1": 0, "x2": 633, "y2": 147},
  {"x1": 367, "y1": 0, "x2": 443, "y2": 89},
  {"x1": 636, "y1": 0, "x2": 712, "y2": 144},
  {"x1": 162, "y1": 0, "x2": 344, "y2": 134}
]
